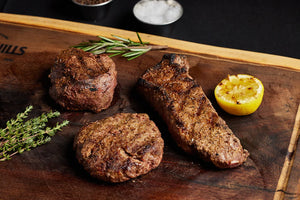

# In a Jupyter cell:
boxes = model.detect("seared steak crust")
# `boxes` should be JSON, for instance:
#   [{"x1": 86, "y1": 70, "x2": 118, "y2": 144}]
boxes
[
  {"x1": 74, "y1": 113, "x2": 164, "y2": 182},
  {"x1": 137, "y1": 54, "x2": 249, "y2": 168},
  {"x1": 49, "y1": 48, "x2": 117, "y2": 113}
]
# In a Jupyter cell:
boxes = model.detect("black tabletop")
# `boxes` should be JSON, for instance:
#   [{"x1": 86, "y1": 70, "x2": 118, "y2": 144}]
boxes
[{"x1": 1, "y1": 0, "x2": 300, "y2": 60}]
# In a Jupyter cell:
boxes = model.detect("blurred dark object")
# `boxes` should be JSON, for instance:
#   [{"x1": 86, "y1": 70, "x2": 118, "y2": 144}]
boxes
[
  {"x1": 74, "y1": 0, "x2": 110, "y2": 5},
  {"x1": 72, "y1": 0, "x2": 113, "y2": 21}
]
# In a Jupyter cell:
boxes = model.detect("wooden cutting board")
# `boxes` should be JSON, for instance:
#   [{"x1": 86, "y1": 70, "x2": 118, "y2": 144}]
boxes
[{"x1": 0, "y1": 13, "x2": 299, "y2": 200}]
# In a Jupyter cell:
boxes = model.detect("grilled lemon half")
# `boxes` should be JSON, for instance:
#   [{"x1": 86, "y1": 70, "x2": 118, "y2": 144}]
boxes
[{"x1": 214, "y1": 74, "x2": 264, "y2": 116}]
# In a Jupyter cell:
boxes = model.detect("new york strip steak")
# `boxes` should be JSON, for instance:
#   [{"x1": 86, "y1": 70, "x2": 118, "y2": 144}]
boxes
[{"x1": 137, "y1": 54, "x2": 249, "y2": 168}]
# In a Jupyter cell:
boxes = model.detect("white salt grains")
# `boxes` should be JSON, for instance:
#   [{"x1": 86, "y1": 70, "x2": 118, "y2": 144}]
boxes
[{"x1": 133, "y1": 0, "x2": 183, "y2": 25}]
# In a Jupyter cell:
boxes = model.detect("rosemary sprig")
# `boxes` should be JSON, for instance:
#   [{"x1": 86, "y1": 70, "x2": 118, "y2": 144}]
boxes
[
  {"x1": 73, "y1": 32, "x2": 168, "y2": 60},
  {"x1": 0, "y1": 106, "x2": 69, "y2": 161}
]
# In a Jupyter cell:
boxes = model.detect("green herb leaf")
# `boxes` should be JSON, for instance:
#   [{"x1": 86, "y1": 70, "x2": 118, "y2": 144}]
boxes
[
  {"x1": 0, "y1": 106, "x2": 69, "y2": 161},
  {"x1": 73, "y1": 32, "x2": 167, "y2": 60}
]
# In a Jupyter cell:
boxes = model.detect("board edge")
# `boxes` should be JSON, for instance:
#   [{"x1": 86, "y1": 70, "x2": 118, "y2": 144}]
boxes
[{"x1": 0, "y1": 13, "x2": 300, "y2": 71}]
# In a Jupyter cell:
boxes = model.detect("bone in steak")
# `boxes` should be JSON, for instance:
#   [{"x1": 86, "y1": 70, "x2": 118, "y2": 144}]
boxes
[{"x1": 137, "y1": 54, "x2": 249, "y2": 168}]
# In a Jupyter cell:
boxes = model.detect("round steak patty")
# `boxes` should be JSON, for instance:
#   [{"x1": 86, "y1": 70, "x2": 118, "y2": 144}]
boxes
[
  {"x1": 49, "y1": 48, "x2": 117, "y2": 113},
  {"x1": 73, "y1": 113, "x2": 164, "y2": 182}
]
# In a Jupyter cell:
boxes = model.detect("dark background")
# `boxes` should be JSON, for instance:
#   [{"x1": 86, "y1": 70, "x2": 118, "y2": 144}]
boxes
[{"x1": 1, "y1": 0, "x2": 300, "y2": 59}]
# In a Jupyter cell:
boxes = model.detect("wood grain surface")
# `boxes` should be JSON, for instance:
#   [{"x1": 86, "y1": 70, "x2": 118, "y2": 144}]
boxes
[{"x1": 0, "y1": 17, "x2": 299, "y2": 200}]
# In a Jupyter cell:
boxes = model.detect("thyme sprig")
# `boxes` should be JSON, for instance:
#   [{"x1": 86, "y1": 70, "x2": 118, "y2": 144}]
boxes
[
  {"x1": 0, "y1": 106, "x2": 69, "y2": 161},
  {"x1": 73, "y1": 32, "x2": 168, "y2": 60}
]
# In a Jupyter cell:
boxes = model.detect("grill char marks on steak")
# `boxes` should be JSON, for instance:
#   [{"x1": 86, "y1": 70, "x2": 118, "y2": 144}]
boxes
[
  {"x1": 49, "y1": 48, "x2": 117, "y2": 113},
  {"x1": 73, "y1": 113, "x2": 164, "y2": 183},
  {"x1": 137, "y1": 54, "x2": 249, "y2": 168}
]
